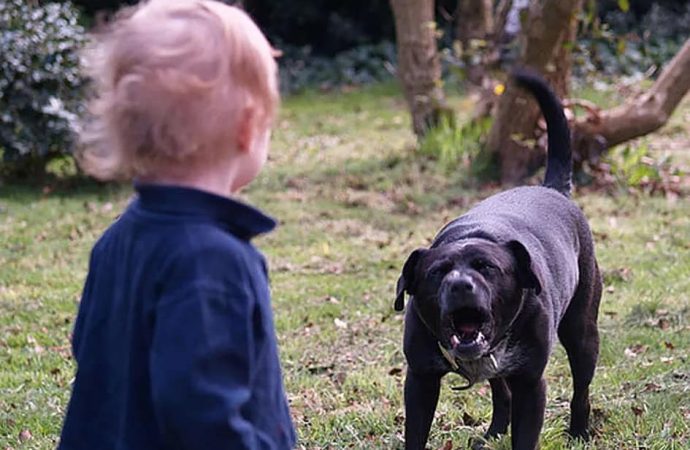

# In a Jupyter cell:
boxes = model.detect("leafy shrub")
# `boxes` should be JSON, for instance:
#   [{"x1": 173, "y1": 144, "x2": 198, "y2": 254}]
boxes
[
  {"x1": 418, "y1": 117, "x2": 493, "y2": 177},
  {"x1": 246, "y1": 0, "x2": 396, "y2": 55},
  {"x1": 278, "y1": 42, "x2": 397, "y2": 93},
  {"x1": 0, "y1": 0, "x2": 86, "y2": 177},
  {"x1": 71, "y1": 0, "x2": 399, "y2": 56},
  {"x1": 576, "y1": 3, "x2": 690, "y2": 78},
  {"x1": 72, "y1": 0, "x2": 464, "y2": 57},
  {"x1": 597, "y1": 143, "x2": 686, "y2": 196}
]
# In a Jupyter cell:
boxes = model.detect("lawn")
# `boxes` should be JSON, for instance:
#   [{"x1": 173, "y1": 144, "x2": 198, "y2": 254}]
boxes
[{"x1": 1, "y1": 83, "x2": 689, "y2": 449}]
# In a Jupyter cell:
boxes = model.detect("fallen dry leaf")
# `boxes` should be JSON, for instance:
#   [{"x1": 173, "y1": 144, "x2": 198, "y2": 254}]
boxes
[
  {"x1": 18, "y1": 429, "x2": 32, "y2": 442},
  {"x1": 642, "y1": 382, "x2": 662, "y2": 393},
  {"x1": 307, "y1": 363, "x2": 334, "y2": 375},
  {"x1": 388, "y1": 367, "x2": 403, "y2": 376},
  {"x1": 462, "y1": 411, "x2": 480, "y2": 427},
  {"x1": 624, "y1": 344, "x2": 648, "y2": 358},
  {"x1": 658, "y1": 318, "x2": 670, "y2": 330},
  {"x1": 477, "y1": 385, "x2": 490, "y2": 397},
  {"x1": 683, "y1": 408, "x2": 690, "y2": 421}
]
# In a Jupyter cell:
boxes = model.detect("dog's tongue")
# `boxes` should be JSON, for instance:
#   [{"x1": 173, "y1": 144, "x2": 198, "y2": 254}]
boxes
[
  {"x1": 451, "y1": 326, "x2": 482, "y2": 349},
  {"x1": 452, "y1": 323, "x2": 481, "y2": 347}
]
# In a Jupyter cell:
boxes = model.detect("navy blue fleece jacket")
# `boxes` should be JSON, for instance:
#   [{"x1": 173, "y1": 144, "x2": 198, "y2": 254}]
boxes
[{"x1": 59, "y1": 184, "x2": 296, "y2": 450}]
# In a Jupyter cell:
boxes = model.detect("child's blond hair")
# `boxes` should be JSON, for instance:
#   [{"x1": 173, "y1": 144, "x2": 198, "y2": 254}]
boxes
[{"x1": 78, "y1": 0, "x2": 278, "y2": 180}]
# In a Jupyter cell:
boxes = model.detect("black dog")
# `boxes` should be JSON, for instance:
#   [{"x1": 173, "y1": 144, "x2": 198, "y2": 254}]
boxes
[{"x1": 395, "y1": 70, "x2": 602, "y2": 450}]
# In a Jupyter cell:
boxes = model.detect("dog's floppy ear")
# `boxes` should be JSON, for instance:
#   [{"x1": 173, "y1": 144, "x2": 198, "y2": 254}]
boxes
[
  {"x1": 395, "y1": 248, "x2": 427, "y2": 311},
  {"x1": 506, "y1": 240, "x2": 543, "y2": 295}
]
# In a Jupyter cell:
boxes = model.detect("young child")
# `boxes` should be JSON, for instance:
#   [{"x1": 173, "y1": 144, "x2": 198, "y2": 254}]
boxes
[{"x1": 58, "y1": 1, "x2": 296, "y2": 448}]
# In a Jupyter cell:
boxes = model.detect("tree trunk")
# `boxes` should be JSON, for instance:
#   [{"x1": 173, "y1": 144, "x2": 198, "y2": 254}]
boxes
[
  {"x1": 390, "y1": 0, "x2": 447, "y2": 137},
  {"x1": 455, "y1": 0, "x2": 494, "y2": 85},
  {"x1": 456, "y1": 0, "x2": 494, "y2": 45},
  {"x1": 573, "y1": 38, "x2": 690, "y2": 161},
  {"x1": 486, "y1": 0, "x2": 583, "y2": 184},
  {"x1": 493, "y1": 0, "x2": 514, "y2": 46}
]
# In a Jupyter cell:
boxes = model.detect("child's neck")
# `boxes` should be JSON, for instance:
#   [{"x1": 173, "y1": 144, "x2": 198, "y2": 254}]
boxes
[{"x1": 138, "y1": 163, "x2": 240, "y2": 198}]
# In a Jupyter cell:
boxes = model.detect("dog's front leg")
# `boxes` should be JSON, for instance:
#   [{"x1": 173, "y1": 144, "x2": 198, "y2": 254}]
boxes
[
  {"x1": 470, "y1": 378, "x2": 512, "y2": 450},
  {"x1": 487, "y1": 377, "x2": 511, "y2": 437},
  {"x1": 507, "y1": 376, "x2": 546, "y2": 450},
  {"x1": 404, "y1": 369, "x2": 441, "y2": 450}
]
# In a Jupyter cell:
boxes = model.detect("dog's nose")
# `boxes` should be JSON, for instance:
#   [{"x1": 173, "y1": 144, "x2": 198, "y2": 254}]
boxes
[
  {"x1": 450, "y1": 276, "x2": 475, "y2": 295},
  {"x1": 442, "y1": 274, "x2": 482, "y2": 314}
]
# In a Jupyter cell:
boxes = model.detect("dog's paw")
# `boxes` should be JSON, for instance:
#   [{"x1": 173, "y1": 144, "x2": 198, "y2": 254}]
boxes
[
  {"x1": 469, "y1": 432, "x2": 506, "y2": 450},
  {"x1": 469, "y1": 436, "x2": 488, "y2": 450},
  {"x1": 567, "y1": 427, "x2": 590, "y2": 442}
]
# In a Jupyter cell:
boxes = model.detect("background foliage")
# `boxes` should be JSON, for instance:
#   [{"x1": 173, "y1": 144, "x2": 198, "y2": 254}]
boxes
[
  {"x1": 0, "y1": 0, "x2": 86, "y2": 177},
  {"x1": 3, "y1": 0, "x2": 688, "y2": 178},
  {"x1": 577, "y1": 1, "x2": 690, "y2": 78}
]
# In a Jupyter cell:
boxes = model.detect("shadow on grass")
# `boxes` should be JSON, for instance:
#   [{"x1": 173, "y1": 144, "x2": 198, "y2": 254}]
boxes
[{"x1": 0, "y1": 173, "x2": 130, "y2": 204}]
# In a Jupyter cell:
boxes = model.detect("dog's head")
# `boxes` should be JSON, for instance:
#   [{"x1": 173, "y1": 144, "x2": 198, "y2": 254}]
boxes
[{"x1": 395, "y1": 238, "x2": 542, "y2": 361}]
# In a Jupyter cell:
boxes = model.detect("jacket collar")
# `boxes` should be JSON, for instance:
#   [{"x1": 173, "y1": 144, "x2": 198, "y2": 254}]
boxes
[{"x1": 134, "y1": 183, "x2": 276, "y2": 240}]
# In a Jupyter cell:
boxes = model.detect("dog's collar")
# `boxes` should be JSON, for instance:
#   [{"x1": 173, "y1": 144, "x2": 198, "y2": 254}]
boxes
[
  {"x1": 437, "y1": 342, "x2": 499, "y2": 373},
  {"x1": 437, "y1": 341, "x2": 500, "y2": 391}
]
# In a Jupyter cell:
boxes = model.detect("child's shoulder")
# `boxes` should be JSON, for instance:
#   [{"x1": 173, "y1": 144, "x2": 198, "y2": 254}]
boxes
[
  {"x1": 89, "y1": 185, "x2": 273, "y2": 290},
  {"x1": 94, "y1": 204, "x2": 258, "y2": 271}
]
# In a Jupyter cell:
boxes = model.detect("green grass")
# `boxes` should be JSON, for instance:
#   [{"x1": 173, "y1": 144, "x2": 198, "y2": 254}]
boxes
[{"x1": 1, "y1": 83, "x2": 689, "y2": 449}]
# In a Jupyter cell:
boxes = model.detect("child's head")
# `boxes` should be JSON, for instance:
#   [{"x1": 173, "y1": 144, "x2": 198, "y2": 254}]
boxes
[{"x1": 79, "y1": 0, "x2": 278, "y2": 190}]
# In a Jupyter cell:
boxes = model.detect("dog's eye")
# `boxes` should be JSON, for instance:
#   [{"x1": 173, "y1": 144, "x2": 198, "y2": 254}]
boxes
[
  {"x1": 427, "y1": 262, "x2": 451, "y2": 279},
  {"x1": 472, "y1": 260, "x2": 496, "y2": 274}
]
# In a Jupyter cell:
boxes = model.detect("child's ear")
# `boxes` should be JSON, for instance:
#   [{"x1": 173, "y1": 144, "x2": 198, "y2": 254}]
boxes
[{"x1": 235, "y1": 108, "x2": 257, "y2": 153}]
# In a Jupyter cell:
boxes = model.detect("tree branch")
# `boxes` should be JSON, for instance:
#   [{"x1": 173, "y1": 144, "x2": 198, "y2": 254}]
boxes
[{"x1": 574, "y1": 38, "x2": 690, "y2": 150}]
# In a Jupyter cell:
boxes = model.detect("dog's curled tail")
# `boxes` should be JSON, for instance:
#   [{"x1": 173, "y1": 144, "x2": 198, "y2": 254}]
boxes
[{"x1": 512, "y1": 68, "x2": 572, "y2": 196}]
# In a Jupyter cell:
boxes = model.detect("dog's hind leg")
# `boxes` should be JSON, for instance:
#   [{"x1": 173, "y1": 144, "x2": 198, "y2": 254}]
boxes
[
  {"x1": 558, "y1": 259, "x2": 602, "y2": 440},
  {"x1": 404, "y1": 369, "x2": 441, "y2": 450}
]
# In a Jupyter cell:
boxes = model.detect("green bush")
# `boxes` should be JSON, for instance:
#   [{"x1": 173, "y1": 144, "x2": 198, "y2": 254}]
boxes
[
  {"x1": 279, "y1": 42, "x2": 397, "y2": 93},
  {"x1": 418, "y1": 117, "x2": 493, "y2": 177},
  {"x1": 576, "y1": 3, "x2": 690, "y2": 78},
  {"x1": 0, "y1": 0, "x2": 86, "y2": 177}
]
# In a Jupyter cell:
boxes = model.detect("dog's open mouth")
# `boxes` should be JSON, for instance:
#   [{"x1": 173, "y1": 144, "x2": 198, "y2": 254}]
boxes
[
  {"x1": 450, "y1": 323, "x2": 482, "y2": 348},
  {"x1": 447, "y1": 308, "x2": 489, "y2": 357}
]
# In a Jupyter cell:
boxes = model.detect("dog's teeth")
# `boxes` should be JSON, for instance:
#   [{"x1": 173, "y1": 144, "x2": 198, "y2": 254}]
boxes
[{"x1": 451, "y1": 335, "x2": 461, "y2": 349}]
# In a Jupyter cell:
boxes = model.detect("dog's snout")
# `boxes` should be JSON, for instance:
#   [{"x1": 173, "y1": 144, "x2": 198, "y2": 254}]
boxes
[
  {"x1": 441, "y1": 272, "x2": 484, "y2": 314},
  {"x1": 450, "y1": 276, "x2": 475, "y2": 295}
]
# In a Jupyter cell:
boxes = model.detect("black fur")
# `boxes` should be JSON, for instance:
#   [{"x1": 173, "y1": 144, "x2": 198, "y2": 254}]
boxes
[
  {"x1": 513, "y1": 68, "x2": 572, "y2": 196},
  {"x1": 396, "y1": 69, "x2": 602, "y2": 450}
]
